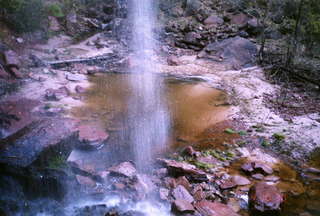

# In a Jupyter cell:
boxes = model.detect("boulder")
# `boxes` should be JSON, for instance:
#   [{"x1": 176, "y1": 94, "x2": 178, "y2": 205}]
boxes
[
  {"x1": 194, "y1": 201, "x2": 240, "y2": 216},
  {"x1": 0, "y1": 117, "x2": 77, "y2": 167},
  {"x1": 249, "y1": 182, "x2": 284, "y2": 214},
  {"x1": 172, "y1": 199, "x2": 195, "y2": 214},
  {"x1": 45, "y1": 87, "x2": 70, "y2": 101},
  {"x1": 108, "y1": 162, "x2": 137, "y2": 178},
  {"x1": 200, "y1": 36, "x2": 257, "y2": 68},
  {"x1": 242, "y1": 161, "x2": 273, "y2": 175},
  {"x1": 204, "y1": 15, "x2": 224, "y2": 26},
  {"x1": 76, "y1": 122, "x2": 109, "y2": 149},
  {"x1": 230, "y1": 13, "x2": 250, "y2": 28},
  {"x1": 221, "y1": 175, "x2": 251, "y2": 189},
  {"x1": 158, "y1": 159, "x2": 208, "y2": 180},
  {"x1": 232, "y1": 175, "x2": 251, "y2": 186},
  {"x1": 182, "y1": 146, "x2": 200, "y2": 157},
  {"x1": 172, "y1": 185, "x2": 194, "y2": 203}
]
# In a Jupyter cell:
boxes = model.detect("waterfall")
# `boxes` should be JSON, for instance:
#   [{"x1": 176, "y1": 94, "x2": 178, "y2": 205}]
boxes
[{"x1": 128, "y1": 0, "x2": 169, "y2": 171}]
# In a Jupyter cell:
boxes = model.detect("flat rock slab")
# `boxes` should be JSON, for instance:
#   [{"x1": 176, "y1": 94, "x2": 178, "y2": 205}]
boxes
[
  {"x1": 0, "y1": 99, "x2": 39, "y2": 138},
  {"x1": 66, "y1": 73, "x2": 87, "y2": 81},
  {"x1": 194, "y1": 201, "x2": 240, "y2": 216},
  {"x1": 158, "y1": 158, "x2": 208, "y2": 180},
  {"x1": 72, "y1": 121, "x2": 109, "y2": 150},
  {"x1": 172, "y1": 199, "x2": 195, "y2": 213},
  {"x1": 0, "y1": 117, "x2": 77, "y2": 167},
  {"x1": 172, "y1": 185, "x2": 194, "y2": 203},
  {"x1": 108, "y1": 161, "x2": 137, "y2": 178}
]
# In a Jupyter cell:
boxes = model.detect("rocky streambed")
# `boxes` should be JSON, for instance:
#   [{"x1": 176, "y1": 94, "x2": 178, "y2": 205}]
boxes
[{"x1": 0, "y1": 28, "x2": 320, "y2": 216}]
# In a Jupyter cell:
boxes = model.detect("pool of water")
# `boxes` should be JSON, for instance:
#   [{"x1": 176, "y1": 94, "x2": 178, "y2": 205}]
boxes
[{"x1": 71, "y1": 73, "x2": 233, "y2": 156}]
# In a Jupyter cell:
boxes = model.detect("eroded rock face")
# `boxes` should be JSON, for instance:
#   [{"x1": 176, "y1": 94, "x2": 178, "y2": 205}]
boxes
[
  {"x1": 194, "y1": 201, "x2": 240, "y2": 216},
  {"x1": 249, "y1": 182, "x2": 284, "y2": 214}
]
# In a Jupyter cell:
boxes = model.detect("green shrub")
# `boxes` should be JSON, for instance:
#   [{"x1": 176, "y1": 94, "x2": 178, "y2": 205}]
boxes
[
  {"x1": 47, "y1": 3, "x2": 64, "y2": 18},
  {"x1": 0, "y1": 0, "x2": 25, "y2": 13},
  {"x1": 2, "y1": 0, "x2": 46, "y2": 33}
]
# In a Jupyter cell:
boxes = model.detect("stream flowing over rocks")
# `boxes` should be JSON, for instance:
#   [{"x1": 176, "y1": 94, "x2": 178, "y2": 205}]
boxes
[{"x1": 0, "y1": 0, "x2": 320, "y2": 216}]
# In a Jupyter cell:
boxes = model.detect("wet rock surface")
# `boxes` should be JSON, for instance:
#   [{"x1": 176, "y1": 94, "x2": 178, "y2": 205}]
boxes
[{"x1": 249, "y1": 182, "x2": 284, "y2": 214}]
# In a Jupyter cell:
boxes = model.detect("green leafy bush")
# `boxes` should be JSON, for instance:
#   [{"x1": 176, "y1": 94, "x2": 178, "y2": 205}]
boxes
[
  {"x1": 1, "y1": 0, "x2": 46, "y2": 33},
  {"x1": 0, "y1": 0, "x2": 25, "y2": 13},
  {"x1": 47, "y1": 3, "x2": 64, "y2": 18}
]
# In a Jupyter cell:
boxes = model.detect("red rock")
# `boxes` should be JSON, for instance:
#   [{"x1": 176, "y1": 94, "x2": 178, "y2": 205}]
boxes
[
  {"x1": 252, "y1": 173, "x2": 264, "y2": 180},
  {"x1": 194, "y1": 201, "x2": 240, "y2": 216},
  {"x1": 176, "y1": 176, "x2": 191, "y2": 192},
  {"x1": 193, "y1": 187, "x2": 206, "y2": 202},
  {"x1": 133, "y1": 174, "x2": 155, "y2": 200},
  {"x1": 232, "y1": 175, "x2": 251, "y2": 186},
  {"x1": 77, "y1": 122, "x2": 109, "y2": 144},
  {"x1": 45, "y1": 87, "x2": 70, "y2": 101},
  {"x1": 4, "y1": 50, "x2": 20, "y2": 68},
  {"x1": 159, "y1": 187, "x2": 170, "y2": 200},
  {"x1": 196, "y1": 155, "x2": 219, "y2": 165},
  {"x1": 163, "y1": 177, "x2": 177, "y2": 189},
  {"x1": 230, "y1": 13, "x2": 250, "y2": 28},
  {"x1": 109, "y1": 162, "x2": 137, "y2": 178},
  {"x1": 158, "y1": 159, "x2": 208, "y2": 180},
  {"x1": 249, "y1": 182, "x2": 284, "y2": 213},
  {"x1": 154, "y1": 168, "x2": 168, "y2": 178},
  {"x1": 172, "y1": 199, "x2": 195, "y2": 214},
  {"x1": 242, "y1": 162, "x2": 273, "y2": 175},
  {"x1": 172, "y1": 185, "x2": 194, "y2": 203},
  {"x1": 254, "y1": 162, "x2": 273, "y2": 175},
  {"x1": 204, "y1": 15, "x2": 224, "y2": 26},
  {"x1": 114, "y1": 183, "x2": 126, "y2": 190},
  {"x1": 167, "y1": 56, "x2": 181, "y2": 66},
  {"x1": 242, "y1": 162, "x2": 254, "y2": 172},
  {"x1": 220, "y1": 178, "x2": 237, "y2": 190},
  {"x1": 87, "y1": 66, "x2": 104, "y2": 75},
  {"x1": 264, "y1": 175, "x2": 280, "y2": 182},
  {"x1": 76, "y1": 175, "x2": 96, "y2": 188}
]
